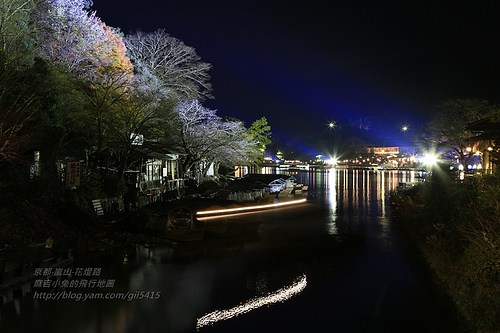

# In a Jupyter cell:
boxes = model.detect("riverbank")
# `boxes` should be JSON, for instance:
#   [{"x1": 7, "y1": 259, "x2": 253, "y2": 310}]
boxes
[
  {"x1": 0, "y1": 186, "x2": 308, "y2": 293},
  {"x1": 389, "y1": 173, "x2": 499, "y2": 333},
  {"x1": 0, "y1": 188, "x2": 304, "y2": 278}
]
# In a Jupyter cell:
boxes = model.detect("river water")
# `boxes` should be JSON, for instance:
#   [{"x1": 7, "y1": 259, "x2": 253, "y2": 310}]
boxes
[{"x1": 1, "y1": 169, "x2": 464, "y2": 333}]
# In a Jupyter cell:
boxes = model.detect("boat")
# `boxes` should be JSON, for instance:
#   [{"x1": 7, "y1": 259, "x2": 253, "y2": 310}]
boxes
[
  {"x1": 166, "y1": 208, "x2": 206, "y2": 242},
  {"x1": 143, "y1": 207, "x2": 205, "y2": 242}
]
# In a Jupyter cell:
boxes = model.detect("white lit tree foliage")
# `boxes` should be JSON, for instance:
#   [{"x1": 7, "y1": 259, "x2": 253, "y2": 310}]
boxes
[
  {"x1": 124, "y1": 29, "x2": 212, "y2": 102},
  {"x1": 32, "y1": 0, "x2": 137, "y2": 169},
  {"x1": 34, "y1": 0, "x2": 133, "y2": 83},
  {"x1": 173, "y1": 100, "x2": 256, "y2": 179}
]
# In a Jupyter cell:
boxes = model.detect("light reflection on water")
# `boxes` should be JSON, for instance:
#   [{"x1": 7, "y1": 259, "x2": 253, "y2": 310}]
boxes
[
  {"x1": 327, "y1": 169, "x2": 338, "y2": 235},
  {"x1": 293, "y1": 168, "x2": 418, "y2": 237},
  {"x1": 1, "y1": 169, "x2": 459, "y2": 333},
  {"x1": 196, "y1": 274, "x2": 307, "y2": 330}
]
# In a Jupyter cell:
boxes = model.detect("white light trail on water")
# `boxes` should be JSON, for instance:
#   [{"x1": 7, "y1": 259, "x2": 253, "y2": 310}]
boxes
[
  {"x1": 196, "y1": 198, "x2": 307, "y2": 216},
  {"x1": 196, "y1": 274, "x2": 307, "y2": 330}
]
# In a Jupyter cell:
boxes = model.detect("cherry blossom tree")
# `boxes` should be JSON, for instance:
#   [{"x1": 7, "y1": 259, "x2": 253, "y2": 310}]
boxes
[
  {"x1": 34, "y1": 0, "x2": 133, "y2": 83},
  {"x1": 34, "y1": 0, "x2": 104, "y2": 76},
  {"x1": 32, "y1": 0, "x2": 136, "y2": 169},
  {"x1": 124, "y1": 29, "x2": 212, "y2": 102},
  {"x1": 172, "y1": 100, "x2": 255, "y2": 179},
  {"x1": 205, "y1": 120, "x2": 256, "y2": 176}
]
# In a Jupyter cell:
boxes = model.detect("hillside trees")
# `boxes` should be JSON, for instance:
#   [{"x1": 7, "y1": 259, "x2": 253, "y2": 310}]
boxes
[
  {"x1": 0, "y1": 0, "x2": 265, "y2": 197},
  {"x1": 33, "y1": 0, "x2": 136, "y2": 170}
]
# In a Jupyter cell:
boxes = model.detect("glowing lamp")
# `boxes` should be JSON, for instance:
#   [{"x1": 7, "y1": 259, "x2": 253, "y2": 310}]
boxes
[
  {"x1": 325, "y1": 158, "x2": 338, "y2": 165},
  {"x1": 421, "y1": 153, "x2": 438, "y2": 166}
]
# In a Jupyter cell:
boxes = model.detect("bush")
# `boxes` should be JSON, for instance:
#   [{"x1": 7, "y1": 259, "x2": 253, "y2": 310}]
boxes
[{"x1": 390, "y1": 172, "x2": 499, "y2": 332}]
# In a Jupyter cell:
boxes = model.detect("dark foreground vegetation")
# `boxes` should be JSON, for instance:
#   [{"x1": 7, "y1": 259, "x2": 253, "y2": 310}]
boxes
[
  {"x1": 0, "y1": 177, "x2": 155, "y2": 255},
  {"x1": 390, "y1": 168, "x2": 499, "y2": 333}
]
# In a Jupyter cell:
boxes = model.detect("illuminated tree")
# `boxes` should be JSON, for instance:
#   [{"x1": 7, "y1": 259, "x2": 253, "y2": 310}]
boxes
[
  {"x1": 205, "y1": 118, "x2": 256, "y2": 176},
  {"x1": 79, "y1": 70, "x2": 132, "y2": 169},
  {"x1": 124, "y1": 29, "x2": 212, "y2": 101},
  {"x1": 103, "y1": 91, "x2": 176, "y2": 176},
  {"x1": 34, "y1": 0, "x2": 105, "y2": 77},
  {"x1": 33, "y1": 4, "x2": 138, "y2": 169},
  {"x1": 246, "y1": 116, "x2": 271, "y2": 163},
  {"x1": 94, "y1": 23, "x2": 133, "y2": 82},
  {"x1": 172, "y1": 100, "x2": 255, "y2": 179},
  {"x1": 34, "y1": 0, "x2": 133, "y2": 83}
]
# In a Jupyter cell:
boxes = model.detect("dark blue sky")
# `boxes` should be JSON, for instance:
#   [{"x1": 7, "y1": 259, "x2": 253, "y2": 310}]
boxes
[{"x1": 93, "y1": 1, "x2": 500, "y2": 158}]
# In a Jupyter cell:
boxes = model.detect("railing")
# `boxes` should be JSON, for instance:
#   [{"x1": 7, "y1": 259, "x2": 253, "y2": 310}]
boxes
[{"x1": 139, "y1": 179, "x2": 185, "y2": 192}]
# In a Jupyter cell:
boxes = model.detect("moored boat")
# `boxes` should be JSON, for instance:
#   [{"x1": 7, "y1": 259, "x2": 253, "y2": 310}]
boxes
[
  {"x1": 167, "y1": 208, "x2": 205, "y2": 242},
  {"x1": 143, "y1": 208, "x2": 205, "y2": 242}
]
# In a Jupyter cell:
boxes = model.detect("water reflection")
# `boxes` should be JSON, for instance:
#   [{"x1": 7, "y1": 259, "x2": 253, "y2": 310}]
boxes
[
  {"x1": 292, "y1": 169, "x2": 418, "y2": 237},
  {"x1": 196, "y1": 274, "x2": 307, "y2": 330},
  {"x1": 2, "y1": 169, "x2": 456, "y2": 333},
  {"x1": 326, "y1": 169, "x2": 338, "y2": 235}
]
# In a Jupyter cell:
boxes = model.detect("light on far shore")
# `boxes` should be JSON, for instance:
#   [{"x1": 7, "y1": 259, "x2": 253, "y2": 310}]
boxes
[
  {"x1": 325, "y1": 157, "x2": 338, "y2": 166},
  {"x1": 420, "y1": 152, "x2": 439, "y2": 166}
]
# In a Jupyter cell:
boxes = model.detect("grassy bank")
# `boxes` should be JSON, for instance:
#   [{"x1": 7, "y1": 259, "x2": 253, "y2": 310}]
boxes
[{"x1": 390, "y1": 170, "x2": 499, "y2": 333}]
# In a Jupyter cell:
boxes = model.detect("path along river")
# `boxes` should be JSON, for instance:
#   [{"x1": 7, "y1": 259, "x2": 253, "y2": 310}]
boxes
[{"x1": 1, "y1": 169, "x2": 465, "y2": 333}]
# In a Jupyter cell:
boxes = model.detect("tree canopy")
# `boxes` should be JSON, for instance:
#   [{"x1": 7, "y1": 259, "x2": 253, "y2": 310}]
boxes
[
  {"x1": 427, "y1": 98, "x2": 496, "y2": 164},
  {"x1": 246, "y1": 116, "x2": 271, "y2": 163},
  {"x1": 0, "y1": 0, "x2": 266, "y2": 192},
  {"x1": 124, "y1": 29, "x2": 212, "y2": 102}
]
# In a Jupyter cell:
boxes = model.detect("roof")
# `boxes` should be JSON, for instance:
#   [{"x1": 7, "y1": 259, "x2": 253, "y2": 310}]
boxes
[
  {"x1": 467, "y1": 117, "x2": 500, "y2": 141},
  {"x1": 131, "y1": 141, "x2": 184, "y2": 159},
  {"x1": 225, "y1": 174, "x2": 293, "y2": 192}
]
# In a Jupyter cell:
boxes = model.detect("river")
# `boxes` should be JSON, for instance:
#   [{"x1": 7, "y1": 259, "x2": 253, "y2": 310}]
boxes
[{"x1": 0, "y1": 169, "x2": 464, "y2": 333}]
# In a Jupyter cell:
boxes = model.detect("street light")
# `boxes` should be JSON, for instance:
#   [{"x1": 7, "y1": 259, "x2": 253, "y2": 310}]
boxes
[
  {"x1": 420, "y1": 149, "x2": 440, "y2": 172},
  {"x1": 325, "y1": 157, "x2": 338, "y2": 166},
  {"x1": 421, "y1": 153, "x2": 438, "y2": 166}
]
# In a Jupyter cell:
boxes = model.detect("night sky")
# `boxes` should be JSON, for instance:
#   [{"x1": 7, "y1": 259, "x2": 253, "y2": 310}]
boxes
[{"x1": 92, "y1": 1, "x2": 500, "y2": 158}]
